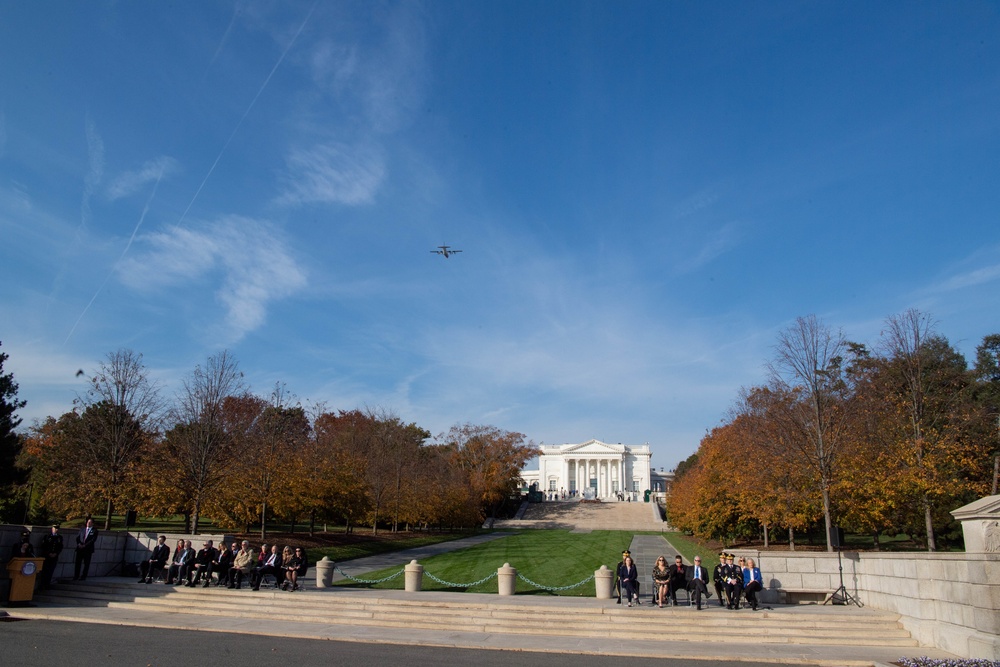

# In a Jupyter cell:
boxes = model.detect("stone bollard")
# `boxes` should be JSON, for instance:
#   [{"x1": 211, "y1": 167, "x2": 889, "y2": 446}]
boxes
[
  {"x1": 404, "y1": 559, "x2": 424, "y2": 592},
  {"x1": 594, "y1": 565, "x2": 614, "y2": 599},
  {"x1": 497, "y1": 562, "x2": 517, "y2": 595},
  {"x1": 315, "y1": 556, "x2": 335, "y2": 588}
]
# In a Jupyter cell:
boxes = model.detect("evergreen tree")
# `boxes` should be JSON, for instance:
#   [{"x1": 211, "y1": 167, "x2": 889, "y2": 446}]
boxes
[{"x1": 0, "y1": 341, "x2": 28, "y2": 522}]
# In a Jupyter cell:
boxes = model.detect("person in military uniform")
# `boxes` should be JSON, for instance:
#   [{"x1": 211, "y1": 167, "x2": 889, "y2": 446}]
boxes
[
  {"x1": 14, "y1": 530, "x2": 34, "y2": 559},
  {"x1": 39, "y1": 525, "x2": 64, "y2": 590},
  {"x1": 712, "y1": 552, "x2": 728, "y2": 607},
  {"x1": 725, "y1": 553, "x2": 744, "y2": 609},
  {"x1": 614, "y1": 549, "x2": 631, "y2": 604}
]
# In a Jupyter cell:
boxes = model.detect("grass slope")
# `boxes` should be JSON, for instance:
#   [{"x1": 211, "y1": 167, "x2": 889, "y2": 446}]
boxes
[{"x1": 336, "y1": 530, "x2": 639, "y2": 596}]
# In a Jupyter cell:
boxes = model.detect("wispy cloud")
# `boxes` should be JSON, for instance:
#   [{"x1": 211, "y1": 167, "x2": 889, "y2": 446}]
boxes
[
  {"x1": 276, "y1": 142, "x2": 385, "y2": 206},
  {"x1": 675, "y1": 221, "x2": 743, "y2": 273},
  {"x1": 307, "y1": 4, "x2": 427, "y2": 135},
  {"x1": 931, "y1": 263, "x2": 1000, "y2": 292},
  {"x1": 119, "y1": 216, "x2": 307, "y2": 342},
  {"x1": 106, "y1": 156, "x2": 178, "y2": 201}
]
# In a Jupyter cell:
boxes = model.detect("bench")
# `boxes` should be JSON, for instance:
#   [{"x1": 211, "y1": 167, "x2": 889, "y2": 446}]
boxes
[{"x1": 773, "y1": 589, "x2": 829, "y2": 604}]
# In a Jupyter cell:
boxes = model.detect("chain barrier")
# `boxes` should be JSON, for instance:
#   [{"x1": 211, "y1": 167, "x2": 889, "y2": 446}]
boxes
[
  {"x1": 333, "y1": 565, "x2": 405, "y2": 584},
  {"x1": 333, "y1": 564, "x2": 593, "y2": 591},
  {"x1": 424, "y1": 570, "x2": 499, "y2": 588},
  {"x1": 516, "y1": 572, "x2": 595, "y2": 591}
]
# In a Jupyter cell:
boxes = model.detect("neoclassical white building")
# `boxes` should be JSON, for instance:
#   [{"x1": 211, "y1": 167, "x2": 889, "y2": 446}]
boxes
[{"x1": 520, "y1": 440, "x2": 652, "y2": 499}]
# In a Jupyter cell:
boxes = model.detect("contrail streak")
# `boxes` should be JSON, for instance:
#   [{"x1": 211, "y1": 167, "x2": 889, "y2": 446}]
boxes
[
  {"x1": 175, "y1": 1, "x2": 317, "y2": 228},
  {"x1": 64, "y1": 2, "x2": 317, "y2": 344},
  {"x1": 64, "y1": 170, "x2": 165, "y2": 344}
]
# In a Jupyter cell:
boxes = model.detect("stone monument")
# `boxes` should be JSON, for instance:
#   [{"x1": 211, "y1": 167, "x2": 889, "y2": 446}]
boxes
[{"x1": 951, "y1": 494, "x2": 1000, "y2": 552}]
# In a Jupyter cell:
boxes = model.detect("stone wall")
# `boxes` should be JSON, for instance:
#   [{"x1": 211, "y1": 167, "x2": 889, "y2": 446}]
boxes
[
  {"x1": 734, "y1": 549, "x2": 1000, "y2": 660},
  {"x1": 1, "y1": 525, "x2": 232, "y2": 599}
]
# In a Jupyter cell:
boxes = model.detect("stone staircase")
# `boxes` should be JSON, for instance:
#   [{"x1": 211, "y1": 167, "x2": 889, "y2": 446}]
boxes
[
  {"x1": 28, "y1": 580, "x2": 917, "y2": 648},
  {"x1": 492, "y1": 499, "x2": 663, "y2": 531}
]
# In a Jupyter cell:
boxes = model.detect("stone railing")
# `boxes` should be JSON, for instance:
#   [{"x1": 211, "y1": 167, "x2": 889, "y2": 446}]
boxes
[
  {"x1": 0, "y1": 525, "x2": 232, "y2": 596},
  {"x1": 730, "y1": 549, "x2": 999, "y2": 660}
]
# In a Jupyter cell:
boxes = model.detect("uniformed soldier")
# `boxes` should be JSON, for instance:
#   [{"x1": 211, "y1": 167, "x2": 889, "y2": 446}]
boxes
[
  {"x1": 712, "y1": 552, "x2": 728, "y2": 607},
  {"x1": 39, "y1": 524, "x2": 64, "y2": 590},
  {"x1": 725, "y1": 553, "x2": 744, "y2": 609},
  {"x1": 614, "y1": 549, "x2": 631, "y2": 604}
]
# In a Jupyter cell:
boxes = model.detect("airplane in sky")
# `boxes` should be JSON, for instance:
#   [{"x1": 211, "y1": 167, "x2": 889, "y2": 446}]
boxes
[{"x1": 431, "y1": 245, "x2": 462, "y2": 258}]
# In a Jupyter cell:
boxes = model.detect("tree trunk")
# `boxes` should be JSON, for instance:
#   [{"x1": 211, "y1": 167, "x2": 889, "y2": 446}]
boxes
[
  {"x1": 104, "y1": 498, "x2": 114, "y2": 531},
  {"x1": 763, "y1": 523, "x2": 769, "y2": 549},
  {"x1": 191, "y1": 501, "x2": 201, "y2": 535},
  {"x1": 260, "y1": 500, "x2": 268, "y2": 541},
  {"x1": 923, "y1": 495, "x2": 936, "y2": 552},
  {"x1": 873, "y1": 531, "x2": 880, "y2": 552},
  {"x1": 821, "y1": 485, "x2": 833, "y2": 552},
  {"x1": 992, "y1": 452, "x2": 999, "y2": 496},
  {"x1": 309, "y1": 510, "x2": 315, "y2": 538},
  {"x1": 788, "y1": 526, "x2": 795, "y2": 551}
]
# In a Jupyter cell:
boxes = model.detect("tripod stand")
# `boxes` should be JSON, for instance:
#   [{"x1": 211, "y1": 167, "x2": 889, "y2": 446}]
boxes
[{"x1": 825, "y1": 547, "x2": 862, "y2": 607}]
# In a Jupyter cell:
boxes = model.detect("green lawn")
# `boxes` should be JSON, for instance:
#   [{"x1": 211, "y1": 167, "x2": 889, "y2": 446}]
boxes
[
  {"x1": 335, "y1": 529, "x2": 639, "y2": 596},
  {"x1": 663, "y1": 531, "x2": 719, "y2": 564},
  {"x1": 310, "y1": 533, "x2": 469, "y2": 563}
]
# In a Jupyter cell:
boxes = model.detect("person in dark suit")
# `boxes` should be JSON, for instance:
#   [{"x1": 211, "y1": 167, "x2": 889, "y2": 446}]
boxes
[
  {"x1": 166, "y1": 540, "x2": 194, "y2": 584},
  {"x1": 713, "y1": 552, "x2": 728, "y2": 607},
  {"x1": 618, "y1": 555, "x2": 639, "y2": 607},
  {"x1": 687, "y1": 555, "x2": 711, "y2": 610},
  {"x1": 39, "y1": 525, "x2": 64, "y2": 590},
  {"x1": 212, "y1": 542, "x2": 235, "y2": 587},
  {"x1": 73, "y1": 518, "x2": 98, "y2": 580},
  {"x1": 667, "y1": 554, "x2": 687, "y2": 606},
  {"x1": 187, "y1": 540, "x2": 218, "y2": 587},
  {"x1": 138, "y1": 535, "x2": 170, "y2": 583},
  {"x1": 251, "y1": 544, "x2": 282, "y2": 590}
]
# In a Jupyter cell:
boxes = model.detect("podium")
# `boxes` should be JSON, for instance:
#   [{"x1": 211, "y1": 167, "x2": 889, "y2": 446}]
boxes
[{"x1": 6, "y1": 558, "x2": 44, "y2": 604}]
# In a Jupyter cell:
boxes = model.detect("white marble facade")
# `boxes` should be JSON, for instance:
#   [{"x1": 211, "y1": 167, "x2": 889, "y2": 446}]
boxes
[{"x1": 520, "y1": 440, "x2": 652, "y2": 499}]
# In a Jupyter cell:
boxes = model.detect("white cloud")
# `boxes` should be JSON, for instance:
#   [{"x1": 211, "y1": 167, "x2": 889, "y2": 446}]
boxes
[
  {"x1": 106, "y1": 156, "x2": 178, "y2": 201},
  {"x1": 277, "y1": 142, "x2": 385, "y2": 206},
  {"x1": 119, "y1": 216, "x2": 307, "y2": 341}
]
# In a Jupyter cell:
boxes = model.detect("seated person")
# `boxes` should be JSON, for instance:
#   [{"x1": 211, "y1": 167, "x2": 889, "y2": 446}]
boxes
[
  {"x1": 617, "y1": 555, "x2": 639, "y2": 607},
  {"x1": 251, "y1": 544, "x2": 282, "y2": 591},
  {"x1": 652, "y1": 556, "x2": 670, "y2": 608},
  {"x1": 667, "y1": 554, "x2": 687, "y2": 605},
  {"x1": 228, "y1": 541, "x2": 256, "y2": 589},
  {"x1": 742, "y1": 557, "x2": 763, "y2": 611},
  {"x1": 725, "y1": 554, "x2": 744, "y2": 609},
  {"x1": 686, "y1": 555, "x2": 711, "y2": 609},
  {"x1": 187, "y1": 540, "x2": 218, "y2": 587},
  {"x1": 212, "y1": 542, "x2": 235, "y2": 587},
  {"x1": 165, "y1": 540, "x2": 194, "y2": 585},
  {"x1": 281, "y1": 547, "x2": 307, "y2": 591},
  {"x1": 138, "y1": 535, "x2": 170, "y2": 583},
  {"x1": 713, "y1": 552, "x2": 729, "y2": 607}
]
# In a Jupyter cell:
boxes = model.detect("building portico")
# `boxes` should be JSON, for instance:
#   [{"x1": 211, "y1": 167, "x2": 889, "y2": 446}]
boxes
[{"x1": 520, "y1": 440, "x2": 652, "y2": 500}]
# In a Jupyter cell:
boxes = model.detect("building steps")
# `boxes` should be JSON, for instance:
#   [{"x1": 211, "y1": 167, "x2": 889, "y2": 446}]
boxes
[{"x1": 31, "y1": 580, "x2": 917, "y2": 648}]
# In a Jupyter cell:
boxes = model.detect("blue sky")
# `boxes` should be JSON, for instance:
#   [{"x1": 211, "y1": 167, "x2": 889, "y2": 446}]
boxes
[{"x1": 2, "y1": 1, "x2": 998, "y2": 473}]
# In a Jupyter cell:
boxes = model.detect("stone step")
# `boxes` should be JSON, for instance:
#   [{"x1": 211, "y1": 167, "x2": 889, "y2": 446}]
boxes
[{"x1": 34, "y1": 582, "x2": 916, "y2": 647}]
